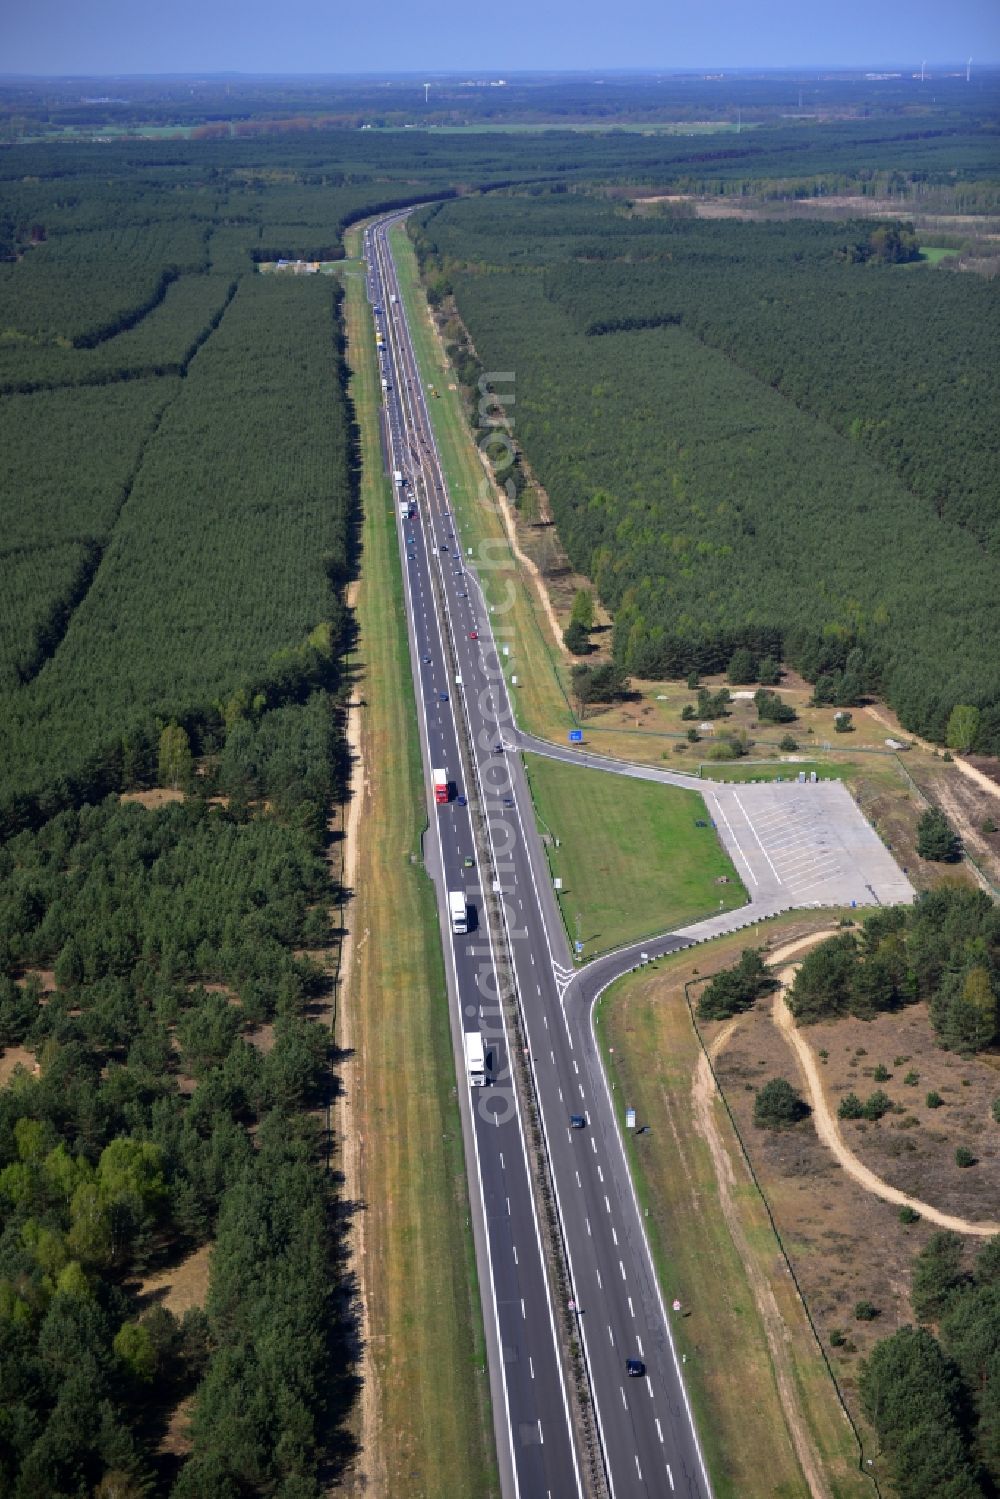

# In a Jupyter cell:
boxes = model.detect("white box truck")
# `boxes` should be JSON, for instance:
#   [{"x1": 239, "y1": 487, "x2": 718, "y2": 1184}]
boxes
[
  {"x1": 449, "y1": 891, "x2": 468, "y2": 934},
  {"x1": 465, "y1": 1031, "x2": 485, "y2": 1087}
]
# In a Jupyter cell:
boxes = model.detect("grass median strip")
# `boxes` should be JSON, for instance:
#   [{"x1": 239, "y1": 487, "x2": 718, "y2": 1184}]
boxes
[
  {"x1": 522, "y1": 750, "x2": 746, "y2": 957},
  {"x1": 340, "y1": 232, "x2": 497, "y2": 1499}
]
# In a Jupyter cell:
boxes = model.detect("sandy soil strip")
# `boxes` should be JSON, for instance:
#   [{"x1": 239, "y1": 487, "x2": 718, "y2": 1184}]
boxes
[
  {"x1": 692, "y1": 1015, "x2": 834, "y2": 1499},
  {"x1": 334, "y1": 582, "x2": 383, "y2": 1497},
  {"x1": 865, "y1": 704, "x2": 1000, "y2": 806},
  {"x1": 771, "y1": 938, "x2": 1000, "y2": 1238}
]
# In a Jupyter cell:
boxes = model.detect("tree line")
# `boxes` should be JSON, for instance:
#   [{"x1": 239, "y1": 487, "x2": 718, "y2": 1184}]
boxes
[{"x1": 411, "y1": 193, "x2": 1000, "y2": 752}]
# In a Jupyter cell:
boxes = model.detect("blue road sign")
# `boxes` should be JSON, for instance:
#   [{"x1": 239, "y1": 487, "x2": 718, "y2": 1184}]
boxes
[{"x1": 569, "y1": 729, "x2": 584, "y2": 744}]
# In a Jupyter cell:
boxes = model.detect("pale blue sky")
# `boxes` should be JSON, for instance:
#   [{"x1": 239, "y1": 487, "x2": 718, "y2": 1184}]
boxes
[{"x1": 2, "y1": 0, "x2": 998, "y2": 75}]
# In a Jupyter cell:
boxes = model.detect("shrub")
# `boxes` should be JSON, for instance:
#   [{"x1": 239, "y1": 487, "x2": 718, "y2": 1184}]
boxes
[
  {"x1": 955, "y1": 1146, "x2": 976, "y2": 1168},
  {"x1": 779, "y1": 734, "x2": 799, "y2": 752},
  {"x1": 838, "y1": 1092, "x2": 864, "y2": 1120},
  {"x1": 829, "y1": 1328, "x2": 847, "y2": 1347},
  {"x1": 855, "y1": 1300, "x2": 880, "y2": 1321},
  {"x1": 916, "y1": 807, "x2": 962, "y2": 862},
  {"x1": 903, "y1": 1070, "x2": 919, "y2": 1086},
  {"x1": 899, "y1": 1205, "x2": 920, "y2": 1225},
  {"x1": 981, "y1": 816, "x2": 998, "y2": 835},
  {"x1": 697, "y1": 949, "x2": 772, "y2": 1021},
  {"x1": 686, "y1": 671, "x2": 699, "y2": 690},
  {"x1": 686, "y1": 727, "x2": 700, "y2": 743},
  {"x1": 993, "y1": 1097, "x2": 1000, "y2": 1125},
  {"x1": 862, "y1": 1090, "x2": 892, "y2": 1121},
  {"x1": 754, "y1": 1078, "x2": 810, "y2": 1130},
  {"x1": 834, "y1": 711, "x2": 853, "y2": 733},
  {"x1": 873, "y1": 1064, "x2": 891, "y2": 1082},
  {"x1": 926, "y1": 1091, "x2": 944, "y2": 1109}
]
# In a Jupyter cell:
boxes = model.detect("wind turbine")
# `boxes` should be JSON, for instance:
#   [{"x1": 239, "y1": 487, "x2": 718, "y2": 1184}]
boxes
[
  {"x1": 424, "y1": 83, "x2": 430, "y2": 103},
  {"x1": 920, "y1": 60, "x2": 926, "y2": 82},
  {"x1": 967, "y1": 57, "x2": 972, "y2": 83}
]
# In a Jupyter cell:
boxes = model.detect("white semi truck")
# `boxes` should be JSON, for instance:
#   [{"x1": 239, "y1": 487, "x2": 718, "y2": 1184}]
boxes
[
  {"x1": 449, "y1": 891, "x2": 468, "y2": 934},
  {"x1": 464, "y1": 1031, "x2": 485, "y2": 1087}
]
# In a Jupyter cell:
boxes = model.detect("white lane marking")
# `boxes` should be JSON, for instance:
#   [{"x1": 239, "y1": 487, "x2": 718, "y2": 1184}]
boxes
[
  {"x1": 656, "y1": 1418, "x2": 664, "y2": 1443},
  {"x1": 586, "y1": 1217, "x2": 591, "y2": 1237},
  {"x1": 708, "y1": 792, "x2": 758, "y2": 887},
  {"x1": 646, "y1": 1375, "x2": 654, "y2": 1399},
  {"x1": 608, "y1": 1324, "x2": 614, "y2": 1345},
  {"x1": 537, "y1": 1420, "x2": 543, "y2": 1446},
  {"x1": 558, "y1": 1087, "x2": 563, "y2": 1103},
  {"x1": 605, "y1": 1195, "x2": 611, "y2": 1214},
  {"x1": 635, "y1": 1456, "x2": 643, "y2": 1482},
  {"x1": 596, "y1": 1267, "x2": 602, "y2": 1290},
  {"x1": 529, "y1": 1356, "x2": 534, "y2": 1379},
  {"x1": 551, "y1": 1050, "x2": 555, "y2": 1064},
  {"x1": 597, "y1": 1165, "x2": 604, "y2": 1183},
  {"x1": 637, "y1": 1335, "x2": 644, "y2": 1355},
  {"x1": 499, "y1": 1153, "x2": 504, "y2": 1169},
  {"x1": 591, "y1": 1138, "x2": 597, "y2": 1153},
  {"x1": 572, "y1": 1060, "x2": 579, "y2": 1075},
  {"x1": 521, "y1": 1298, "x2": 526, "y2": 1319},
  {"x1": 576, "y1": 1171, "x2": 582, "y2": 1187},
  {"x1": 620, "y1": 1387, "x2": 627, "y2": 1409},
  {"x1": 620, "y1": 1260, "x2": 627, "y2": 1281},
  {"x1": 543, "y1": 1013, "x2": 548, "y2": 1027},
  {"x1": 512, "y1": 1245, "x2": 518, "y2": 1264},
  {"x1": 612, "y1": 1225, "x2": 618, "y2": 1246},
  {"x1": 506, "y1": 1197, "x2": 511, "y2": 1216},
  {"x1": 579, "y1": 1084, "x2": 585, "y2": 1098},
  {"x1": 628, "y1": 1296, "x2": 635, "y2": 1318},
  {"x1": 667, "y1": 1461, "x2": 675, "y2": 1490},
  {"x1": 732, "y1": 790, "x2": 783, "y2": 882}
]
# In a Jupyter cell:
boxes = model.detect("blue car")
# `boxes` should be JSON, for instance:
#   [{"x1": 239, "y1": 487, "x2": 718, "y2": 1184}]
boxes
[{"x1": 439, "y1": 691, "x2": 449, "y2": 702}]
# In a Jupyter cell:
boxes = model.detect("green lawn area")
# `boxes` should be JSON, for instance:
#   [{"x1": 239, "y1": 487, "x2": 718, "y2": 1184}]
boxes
[
  {"x1": 698, "y1": 760, "x2": 855, "y2": 783},
  {"x1": 917, "y1": 245, "x2": 959, "y2": 265},
  {"x1": 523, "y1": 752, "x2": 746, "y2": 956}
]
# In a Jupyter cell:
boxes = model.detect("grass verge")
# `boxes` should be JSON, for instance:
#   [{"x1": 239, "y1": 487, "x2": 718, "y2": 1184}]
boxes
[
  {"x1": 697, "y1": 760, "x2": 855, "y2": 783},
  {"x1": 595, "y1": 920, "x2": 873, "y2": 1499},
  {"x1": 339, "y1": 231, "x2": 497, "y2": 1498},
  {"x1": 388, "y1": 223, "x2": 577, "y2": 742},
  {"x1": 522, "y1": 751, "x2": 745, "y2": 957}
]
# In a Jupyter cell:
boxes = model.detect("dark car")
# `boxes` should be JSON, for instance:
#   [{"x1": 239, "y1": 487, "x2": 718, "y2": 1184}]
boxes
[
  {"x1": 463, "y1": 855, "x2": 475, "y2": 868},
  {"x1": 569, "y1": 1114, "x2": 586, "y2": 1130},
  {"x1": 422, "y1": 653, "x2": 432, "y2": 664},
  {"x1": 439, "y1": 544, "x2": 448, "y2": 552},
  {"x1": 492, "y1": 743, "x2": 503, "y2": 754},
  {"x1": 407, "y1": 551, "x2": 415, "y2": 560},
  {"x1": 456, "y1": 795, "x2": 467, "y2": 807},
  {"x1": 438, "y1": 691, "x2": 449, "y2": 702},
  {"x1": 502, "y1": 796, "x2": 514, "y2": 809},
  {"x1": 626, "y1": 1358, "x2": 645, "y2": 1378}
]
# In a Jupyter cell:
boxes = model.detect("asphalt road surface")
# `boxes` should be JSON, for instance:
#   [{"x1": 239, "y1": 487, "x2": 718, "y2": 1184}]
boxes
[{"x1": 364, "y1": 209, "x2": 914, "y2": 1498}]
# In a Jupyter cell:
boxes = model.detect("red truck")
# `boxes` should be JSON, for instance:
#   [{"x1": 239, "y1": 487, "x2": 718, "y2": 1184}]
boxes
[{"x1": 433, "y1": 768, "x2": 449, "y2": 805}]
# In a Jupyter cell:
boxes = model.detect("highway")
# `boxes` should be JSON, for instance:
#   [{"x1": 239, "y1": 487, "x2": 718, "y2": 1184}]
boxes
[{"x1": 365, "y1": 211, "x2": 713, "y2": 1499}]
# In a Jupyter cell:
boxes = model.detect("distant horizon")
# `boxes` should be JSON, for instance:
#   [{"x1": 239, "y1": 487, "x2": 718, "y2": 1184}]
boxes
[{"x1": 2, "y1": 63, "x2": 1000, "y2": 80}]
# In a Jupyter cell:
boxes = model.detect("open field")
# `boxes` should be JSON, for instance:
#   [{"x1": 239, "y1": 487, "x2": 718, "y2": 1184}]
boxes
[
  {"x1": 522, "y1": 750, "x2": 745, "y2": 957},
  {"x1": 388, "y1": 225, "x2": 578, "y2": 742},
  {"x1": 339, "y1": 235, "x2": 497, "y2": 1498},
  {"x1": 596, "y1": 917, "x2": 873, "y2": 1499}
]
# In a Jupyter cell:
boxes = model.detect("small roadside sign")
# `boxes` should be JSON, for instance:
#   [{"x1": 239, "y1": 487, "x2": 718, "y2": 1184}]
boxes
[
  {"x1": 569, "y1": 729, "x2": 584, "y2": 744},
  {"x1": 574, "y1": 940, "x2": 584, "y2": 955},
  {"x1": 625, "y1": 1108, "x2": 636, "y2": 1130},
  {"x1": 554, "y1": 878, "x2": 563, "y2": 891}
]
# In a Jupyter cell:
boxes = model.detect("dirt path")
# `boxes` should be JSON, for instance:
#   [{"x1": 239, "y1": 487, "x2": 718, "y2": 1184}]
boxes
[
  {"x1": 865, "y1": 704, "x2": 1000, "y2": 805},
  {"x1": 335, "y1": 581, "x2": 383, "y2": 1498},
  {"x1": 770, "y1": 937, "x2": 1000, "y2": 1238},
  {"x1": 693, "y1": 1003, "x2": 834, "y2": 1499},
  {"x1": 491, "y1": 476, "x2": 570, "y2": 661}
]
